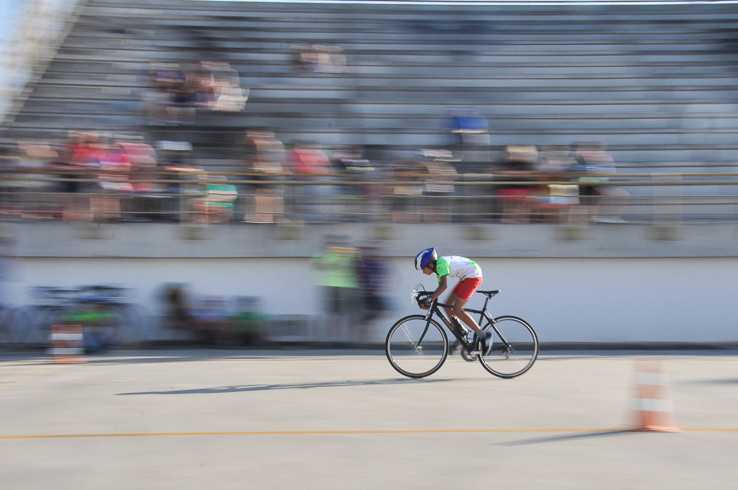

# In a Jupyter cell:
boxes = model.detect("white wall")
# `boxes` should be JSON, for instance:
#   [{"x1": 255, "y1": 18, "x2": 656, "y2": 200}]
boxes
[{"x1": 6, "y1": 256, "x2": 738, "y2": 345}]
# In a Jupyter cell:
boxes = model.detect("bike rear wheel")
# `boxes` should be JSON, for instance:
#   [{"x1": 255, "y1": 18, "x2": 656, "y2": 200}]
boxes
[
  {"x1": 0, "y1": 306, "x2": 33, "y2": 345},
  {"x1": 385, "y1": 315, "x2": 448, "y2": 378},
  {"x1": 478, "y1": 315, "x2": 538, "y2": 378}
]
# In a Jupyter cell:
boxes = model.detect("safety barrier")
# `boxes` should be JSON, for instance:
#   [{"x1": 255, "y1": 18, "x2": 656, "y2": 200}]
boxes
[{"x1": 631, "y1": 360, "x2": 679, "y2": 432}]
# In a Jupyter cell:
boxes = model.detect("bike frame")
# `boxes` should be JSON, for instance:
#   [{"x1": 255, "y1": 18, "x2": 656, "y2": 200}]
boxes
[{"x1": 417, "y1": 292, "x2": 508, "y2": 352}]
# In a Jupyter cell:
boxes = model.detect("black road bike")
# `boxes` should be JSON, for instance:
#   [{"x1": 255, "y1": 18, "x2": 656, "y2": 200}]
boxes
[{"x1": 385, "y1": 285, "x2": 538, "y2": 379}]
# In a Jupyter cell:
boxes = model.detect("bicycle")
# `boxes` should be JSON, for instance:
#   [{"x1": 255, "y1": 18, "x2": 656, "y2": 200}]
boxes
[
  {"x1": 24, "y1": 286, "x2": 79, "y2": 346},
  {"x1": 25, "y1": 285, "x2": 149, "y2": 349},
  {"x1": 0, "y1": 303, "x2": 33, "y2": 347},
  {"x1": 385, "y1": 285, "x2": 538, "y2": 379}
]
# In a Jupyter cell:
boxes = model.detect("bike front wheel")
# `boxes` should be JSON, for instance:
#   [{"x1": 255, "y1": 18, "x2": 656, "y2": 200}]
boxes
[
  {"x1": 385, "y1": 315, "x2": 448, "y2": 378},
  {"x1": 478, "y1": 315, "x2": 538, "y2": 378}
]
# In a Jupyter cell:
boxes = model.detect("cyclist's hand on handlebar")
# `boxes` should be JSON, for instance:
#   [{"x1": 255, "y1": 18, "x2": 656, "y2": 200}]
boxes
[{"x1": 419, "y1": 298, "x2": 431, "y2": 310}]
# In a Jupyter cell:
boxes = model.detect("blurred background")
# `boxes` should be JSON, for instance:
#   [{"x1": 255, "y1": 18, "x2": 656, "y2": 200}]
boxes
[{"x1": 1, "y1": 0, "x2": 737, "y2": 352}]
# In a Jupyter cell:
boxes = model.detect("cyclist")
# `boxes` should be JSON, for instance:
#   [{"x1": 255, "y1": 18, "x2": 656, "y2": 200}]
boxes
[{"x1": 414, "y1": 247, "x2": 492, "y2": 354}]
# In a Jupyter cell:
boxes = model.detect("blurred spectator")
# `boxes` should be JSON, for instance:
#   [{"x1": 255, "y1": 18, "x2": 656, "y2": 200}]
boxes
[
  {"x1": 288, "y1": 141, "x2": 330, "y2": 175},
  {"x1": 0, "y1": 145, "x2": 21, "y2": 218},
  {"x1": 230, "y1": 296, "x2": 268, "y2": 345},
  {"x1": 534, "y1": 145, "x2": 581, "y2": 223},
  {"x1": 332, "y1": 146, "x2": 377, "y2": 220},
  {"x1": 9, "y1": 140, "x2": 60, "y2": 219},
  {"x1": 355, "y1": 242, "x2": 391, "y2": 342},
  {"x1": 574, "y1": 141, "x2": 628, "y2": 223},
  {"x1": 311, "y1": 236, "x2": 358, "y2": 342},
  {"x1": 419, "y1": 149, "x2": 457, "y2": 223},
  {"x1": 141, "y1": 62, "x2": 178, "y2": 124},
  {"x1": 161, "y1": 283, "x2": 196, "y2": 334},
  {"x1": 190, "y1": 174, "x2": 238, "y2": 224},
  {"x1": 389, "y1": 158, "x2": 424, "y2": 223},
  {"x1": 156, "y1": 141, "x2": 201, "y2": 222},
  {"x1": 291, "y1": 44, "x2": 346, "y2": 73},
  {"x1": 288, "y1": 141, "x2": 339, "y2": 222},
  {"x1": 168, "y1": 61, "x2": 201, "y2": 125},
  {"x1": 444, "y1": 108, "x2": 491, "y2": 173},
  {"x1": 142, "y1": 60, "x2": 246, "y2": 126},
  {"x1": 118, "y1": 136, "x2": 162, "y2": 221},
  {"x1": 140, "y1": 62, "x2": 191, "y2": 125},
  {"x1": 241, "y1": 129, "x2": 287, "y2": 223},
  {"x1": 443, "y1": 108, "x2": 491, "y2": 221},
  {"x1": 160, "y1": 285, "x2": 265, "y2": 345},
  {"x1": 190, "y1": 296, "x2": 233, "y2": 344},
  {"x1": 161, "y1": 288, "x2": 230, "y2": 345},
  {"x1": 198, "y1": 61, "x2": 248, "y2": 112},
  {"x1": 494, "y1": 145, "x2": 540, "y2": 224},
  {"x1": 91, "y1": 138, "x2": 134, "y2": 222},
  {"x1": 59, "y1": 131, "x2": 107, "y2": 222}
]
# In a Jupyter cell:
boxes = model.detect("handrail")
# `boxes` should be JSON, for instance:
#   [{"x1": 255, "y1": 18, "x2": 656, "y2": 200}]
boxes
[
  {"x1": 1, "y1": 167, "x2": 738, "y2": 225},
  {"x1": 3, "y1": 167, "x2": 738, "y2": 185}
]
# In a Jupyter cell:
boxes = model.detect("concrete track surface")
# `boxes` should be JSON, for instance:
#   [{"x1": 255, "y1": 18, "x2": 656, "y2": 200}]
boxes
[{"x1": 0, "y1": 348, "x2": 736, "y2": 489}]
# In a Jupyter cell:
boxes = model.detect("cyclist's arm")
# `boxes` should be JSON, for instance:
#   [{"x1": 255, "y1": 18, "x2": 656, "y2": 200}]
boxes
[{"x1": 428, "y1": 275, "x2": 448, "y2": 302}]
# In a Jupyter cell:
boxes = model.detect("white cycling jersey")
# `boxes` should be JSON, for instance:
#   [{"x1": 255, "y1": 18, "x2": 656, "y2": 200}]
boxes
[{"x1": 435, "y1": 255, "x2": 482, "y2": 281}]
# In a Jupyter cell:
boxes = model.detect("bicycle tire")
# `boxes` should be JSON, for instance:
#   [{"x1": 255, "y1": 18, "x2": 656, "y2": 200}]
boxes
[
  {"x1": 3, "y1": 306, "x2": 33, "y2": 345},
  {"x1": 478, "y1": 315, "x2": 538, "y2": 378},
  {"x1": 106, "y1": 303, "x2": 148, "y2": 345},
  {"x1": 385, "y1": 315, "x2": 448, "y2": 378},
  {"x1": 0, "y1": 308, "x2": 12, "y2": 345},
  {"x1": 127, "y1": 303, "x2": 153, "y2": 342}
]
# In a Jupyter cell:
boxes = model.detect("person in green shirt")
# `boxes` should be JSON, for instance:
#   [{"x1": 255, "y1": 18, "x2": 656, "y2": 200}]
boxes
[{"x1": 312, "y1": 237, "x2": 358, "y2": 341}]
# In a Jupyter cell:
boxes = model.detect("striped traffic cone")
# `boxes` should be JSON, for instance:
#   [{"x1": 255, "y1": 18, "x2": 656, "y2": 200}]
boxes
[
  {"x1": 631, "y1": 359, "x2": 679, "y2": 432},
  {"x1": 49, "y1": 324, "x2": 85, "y2": 364}
]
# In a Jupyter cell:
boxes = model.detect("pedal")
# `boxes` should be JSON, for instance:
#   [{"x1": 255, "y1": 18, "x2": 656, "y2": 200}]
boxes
[{"x1": 459, "y1": 348, "x2": 478, "y2": 362}]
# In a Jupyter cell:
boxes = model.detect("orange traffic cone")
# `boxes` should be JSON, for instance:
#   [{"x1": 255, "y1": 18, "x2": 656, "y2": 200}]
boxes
[
  {"x1": 631, "y1": 359, "x2": 679, "y2": 432},
  {"x1": 49, "y1": 324, "x2": 85, "y2": 364}
]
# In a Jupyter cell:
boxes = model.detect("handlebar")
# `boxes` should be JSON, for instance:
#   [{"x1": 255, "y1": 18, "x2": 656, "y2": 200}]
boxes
[{"x1": 411, "y1": 286, "x2": 433, "y2": 308}]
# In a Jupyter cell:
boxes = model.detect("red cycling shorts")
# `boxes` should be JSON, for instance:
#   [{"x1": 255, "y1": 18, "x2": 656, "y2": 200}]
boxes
[{"x1": 453, "y1": 276, "x2": 483, "y2": 301}]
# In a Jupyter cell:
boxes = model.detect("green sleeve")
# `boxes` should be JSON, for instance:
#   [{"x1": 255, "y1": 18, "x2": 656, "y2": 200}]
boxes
[{"x1": 435, "y1": 257, "x2": 450, "y2": 282}]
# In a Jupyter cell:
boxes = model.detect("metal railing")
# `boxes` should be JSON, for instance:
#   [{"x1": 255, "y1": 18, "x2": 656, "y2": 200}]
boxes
[{"x1": 2, "y1": 168, "x2": 738, "y2": 225}]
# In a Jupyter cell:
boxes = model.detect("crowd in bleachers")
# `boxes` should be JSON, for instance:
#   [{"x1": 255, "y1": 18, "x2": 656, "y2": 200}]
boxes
[
  {"x1": 0, "y1": 123, "x2": 627, "y2": 224},
  {"x1": 0, "y1": 42, "x2": 628, "y2": 225},
  {"x1": 3, "y1": 0, "x2": 738, "y2": 228}
]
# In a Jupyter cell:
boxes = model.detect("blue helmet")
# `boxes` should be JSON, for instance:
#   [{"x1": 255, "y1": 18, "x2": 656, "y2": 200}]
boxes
[{"x1": 414, "y1": 247, "x2": 437, "y2": 270}]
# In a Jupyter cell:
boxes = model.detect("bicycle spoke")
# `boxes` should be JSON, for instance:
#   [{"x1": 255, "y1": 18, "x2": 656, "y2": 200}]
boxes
[{"x1": 399, "y1": 324, "x2": 422, "y2": 352}]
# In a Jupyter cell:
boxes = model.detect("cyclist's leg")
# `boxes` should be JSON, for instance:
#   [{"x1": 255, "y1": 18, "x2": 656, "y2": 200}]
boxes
[
  {"x1": 449, "y1": 296, "x2": 481, "y2": 334},
  {"x1": 448, "y1": 277, "x2": 484, "y2": 333}
]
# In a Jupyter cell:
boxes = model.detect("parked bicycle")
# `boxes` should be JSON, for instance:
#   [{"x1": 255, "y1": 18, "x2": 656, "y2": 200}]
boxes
[
  {"x1": 22, "y1": 287, "x2": 79, "y2": 345},
  {"x1": 24, "y1": 285, "x2": 148, "y2": 349},
  {"x1": 385, "y1": 285, "x2": 538, "y2": 379},
  {"x1": 0, "y1": 303, "x2": 33, "y2": 347}
]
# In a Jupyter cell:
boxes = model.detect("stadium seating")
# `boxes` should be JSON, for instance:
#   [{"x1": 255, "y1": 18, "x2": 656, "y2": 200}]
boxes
[{"x1": 3, "y1": 0, "x2": 738, "y2": 175}]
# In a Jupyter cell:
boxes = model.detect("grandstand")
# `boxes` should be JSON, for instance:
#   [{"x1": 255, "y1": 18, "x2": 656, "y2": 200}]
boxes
[
  {"x1": 2, "y1": 0, "x2": 738, "y2": 175},
  {"x1": 2, "y1": 1, "x2": 738, "y2": 348}
]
